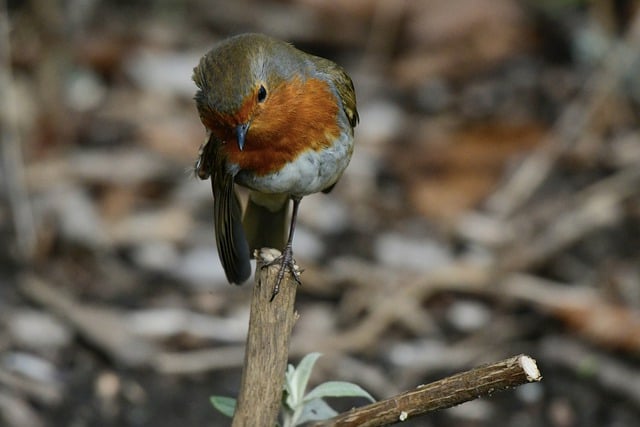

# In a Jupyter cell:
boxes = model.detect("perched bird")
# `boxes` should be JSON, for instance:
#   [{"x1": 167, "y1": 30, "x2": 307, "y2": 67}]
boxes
[{"x1": 193, "y1": 33, "x2": 358, "y2": 297}]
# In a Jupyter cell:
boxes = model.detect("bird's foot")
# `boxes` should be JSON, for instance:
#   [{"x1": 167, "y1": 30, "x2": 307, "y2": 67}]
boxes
[{"x1": 263, "y1": 244, "x2": 302, "y2": 301}]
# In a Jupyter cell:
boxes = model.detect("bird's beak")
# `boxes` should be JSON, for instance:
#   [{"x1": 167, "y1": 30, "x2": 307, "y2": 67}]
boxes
[{"x1": 236, "y1": 122, "x2": 250, "y2": 151}]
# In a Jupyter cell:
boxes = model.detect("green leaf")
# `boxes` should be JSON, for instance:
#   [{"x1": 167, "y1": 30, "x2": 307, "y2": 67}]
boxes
[
  {"x1": 285, "y1": 352, "x2": 322, "y2": 409},
  {"x1": 284, "y1": 363, "x2": 296, "y2": 398},
  {"x1": 304, "y1": 381, "x2": 375, "y2": 403},
  {"x1": 296, "y1": 398, "x2": 338, "y2": 425},
  {"x1": 210, "y1": 396, "x2": 236, "y2": 418}
]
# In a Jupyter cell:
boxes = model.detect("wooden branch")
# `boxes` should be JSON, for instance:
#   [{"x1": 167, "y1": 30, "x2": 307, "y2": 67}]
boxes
[
  {"x1": 232, "y1": 248, "x2": 299, "y2": 427},
  {"x1": 313, "y1": 354, "x2": 541, "y2": 427}
]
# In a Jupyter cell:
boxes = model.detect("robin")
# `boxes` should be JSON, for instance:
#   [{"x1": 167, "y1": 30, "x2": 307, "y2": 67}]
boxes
[{"x1": 192, "y1": 33, "x2": 358, "y2": 297}]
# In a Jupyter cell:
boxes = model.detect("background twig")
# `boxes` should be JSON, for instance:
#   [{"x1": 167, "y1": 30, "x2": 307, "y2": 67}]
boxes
[
  {"x1": 0, "y1": 0, "x2": 36, "y2": 258},
  {"x1": 485, "y1": 8, "x2": 640, "y2": 218}
]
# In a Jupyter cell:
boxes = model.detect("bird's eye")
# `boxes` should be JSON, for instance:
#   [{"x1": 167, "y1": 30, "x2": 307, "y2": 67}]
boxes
[{"x1": 257, "y1": 85, "x2": 267, "y2": 102}]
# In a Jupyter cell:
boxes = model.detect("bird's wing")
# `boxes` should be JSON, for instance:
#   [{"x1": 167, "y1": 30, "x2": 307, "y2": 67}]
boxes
[
  {"x1": 312, "y1": 57, "x2": 359, "y2": 129},
  {"x1": 202, "y1": 135, "x2": 251, "y2": 284}
]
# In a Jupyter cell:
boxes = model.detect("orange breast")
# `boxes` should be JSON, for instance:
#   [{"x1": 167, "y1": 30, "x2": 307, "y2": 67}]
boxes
[{"x1": 225, "y1": 76, "x2": 341, "y2": 176}]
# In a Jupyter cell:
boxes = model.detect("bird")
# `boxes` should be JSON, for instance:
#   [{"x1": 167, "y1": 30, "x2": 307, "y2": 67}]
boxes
[{"x1": 192, "y1": 33, "x2": 358, "y2": 298}]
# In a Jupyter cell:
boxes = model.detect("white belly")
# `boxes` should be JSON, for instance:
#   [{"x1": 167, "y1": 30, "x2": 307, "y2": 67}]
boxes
[{"x1": 235, "y1": 131, "x2": 354, "y2": 197}]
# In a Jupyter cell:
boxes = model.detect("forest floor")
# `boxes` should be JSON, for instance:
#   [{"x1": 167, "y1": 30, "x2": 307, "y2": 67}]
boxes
[{"x1": 2, "y1": 1, "x2": 640, "y2": 426}]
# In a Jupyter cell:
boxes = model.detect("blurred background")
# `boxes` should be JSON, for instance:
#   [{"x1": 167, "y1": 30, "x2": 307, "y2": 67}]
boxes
[{"x1": 1, "y1": 0, "x2": 640, "y2": 426}]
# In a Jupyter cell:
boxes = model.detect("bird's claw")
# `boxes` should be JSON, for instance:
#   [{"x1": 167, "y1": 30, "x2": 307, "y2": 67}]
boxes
[{"x1": 263, "y1": 245, "x2": 301, "y2": 301}]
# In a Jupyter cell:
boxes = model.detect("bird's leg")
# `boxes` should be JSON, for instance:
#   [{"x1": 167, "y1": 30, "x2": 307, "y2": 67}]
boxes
[{"x1": 268, "y1": 197, "x2": 302, "y2": 300}]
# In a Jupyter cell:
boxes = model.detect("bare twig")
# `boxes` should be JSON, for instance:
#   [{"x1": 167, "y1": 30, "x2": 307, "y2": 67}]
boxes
[
  {"x1": 360, "y1": 0, "x2": 407, "y2": 72},
  {"x1": 0, "y1": 0, "x2": 37, "y2": 258},
  {"x1": 313, "y1": 354, "x2": 541, "y2": 427},
  {"x1": 19, "y1": 275, "x2": 158, "y2": 367},
  {"x1": 486, "y1": 9, "x2": 640, "y2": 218},
  {"x1": 296, "y1": 261, "x2": 491, "y2": 355},
  {"x1": 497, "y1": 164, "x2": 640, "y2": 271},
  {"x1": 0, "y1": 368, "x2": 61, "y2": 405},
  {"x1": 231, "y1": 248, "x2": 299, "y2": 427},
  {"x1": 540, "y1": 336, "x2": 640, "y2": 407},
  {"x1": 503, "y1": 274, "x2": 640, "y2": 353},
  {"x1": 0, "y1": 391, "x2": 45, "y2": 427},
  {"x1": 154, "y1": 346, "x2": 245, "y2": 374}
]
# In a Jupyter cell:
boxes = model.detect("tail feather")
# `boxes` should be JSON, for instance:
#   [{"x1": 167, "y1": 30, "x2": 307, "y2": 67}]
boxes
[{"x1": 243, "y1": 192, "x2": 289, "y2": 252}]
